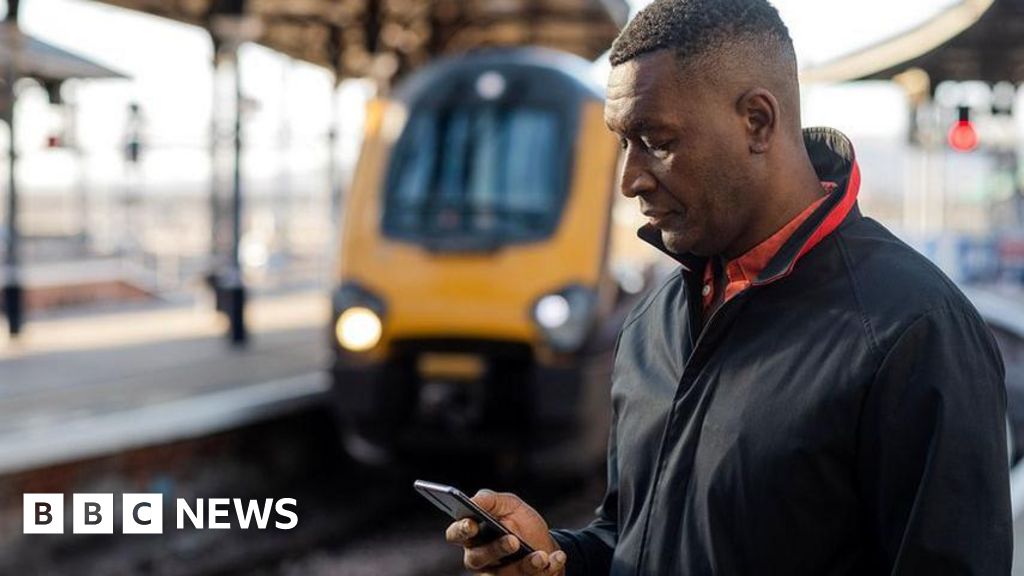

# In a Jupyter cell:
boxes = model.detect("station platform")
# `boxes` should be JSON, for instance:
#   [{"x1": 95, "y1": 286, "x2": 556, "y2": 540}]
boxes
[{"x1": 0, "y1": 290, "x2": 332, "y2": 475}]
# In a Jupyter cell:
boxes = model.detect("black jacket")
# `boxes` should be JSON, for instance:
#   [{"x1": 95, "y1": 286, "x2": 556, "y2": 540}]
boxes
[{"x1": 552, "y1": 128, "x2": 1012, "y2": 575}]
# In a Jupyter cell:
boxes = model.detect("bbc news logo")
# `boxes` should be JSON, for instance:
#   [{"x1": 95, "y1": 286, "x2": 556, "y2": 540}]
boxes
[{"x1": 24, "y1": 494, "x2": 298, "y2": 534}]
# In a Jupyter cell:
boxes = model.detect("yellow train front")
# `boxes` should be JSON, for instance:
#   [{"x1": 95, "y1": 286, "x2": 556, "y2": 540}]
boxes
[{"x1": 330, "y1": 48, "x2": 653, "y2": 475}]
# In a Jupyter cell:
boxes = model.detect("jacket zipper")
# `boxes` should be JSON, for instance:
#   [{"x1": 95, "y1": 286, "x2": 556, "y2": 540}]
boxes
[{"x1": 634, "y1": 286, "x2": 752, "y2": 575}]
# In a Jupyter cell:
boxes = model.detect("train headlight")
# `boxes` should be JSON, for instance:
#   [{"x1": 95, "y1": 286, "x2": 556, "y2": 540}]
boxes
[
  {"x1": 535, "y1": 294, "x2": 571, "y2": 329},
  {"x1": 335, "y1": 307, "x2": 383, "y2": 352},
  {"x1": 332, "y1": 283, "x2": 386, "y2": 352},
  {"x1": 531, "y1": 285, "x2": 596, "y2": 353}
]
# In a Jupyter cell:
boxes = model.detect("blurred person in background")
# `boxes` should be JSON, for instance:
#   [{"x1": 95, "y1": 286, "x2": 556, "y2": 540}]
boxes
[{"x1": 442, "y1": 0, "x2": 1012, "y2": 574}]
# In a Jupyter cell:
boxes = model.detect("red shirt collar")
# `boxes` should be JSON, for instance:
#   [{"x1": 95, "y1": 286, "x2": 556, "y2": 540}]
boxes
[{"x1": 702, "y1": 185, "x2": 834, "y2": 314}]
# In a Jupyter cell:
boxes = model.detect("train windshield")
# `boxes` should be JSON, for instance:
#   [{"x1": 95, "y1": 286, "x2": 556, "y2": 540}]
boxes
[{"x1": 383, "y1": 105, "x2": 569, "y2": 248}]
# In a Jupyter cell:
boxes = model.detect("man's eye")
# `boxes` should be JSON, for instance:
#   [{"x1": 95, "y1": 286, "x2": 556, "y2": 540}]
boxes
[{"x1": 645, "y1": 139, "x2": 673, "y2": 154}]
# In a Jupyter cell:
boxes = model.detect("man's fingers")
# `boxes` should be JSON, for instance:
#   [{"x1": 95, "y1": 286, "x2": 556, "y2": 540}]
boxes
[
  {"x1": 520, "y1": 550, "x2": 566, "y2": 575},
  {"x1": 545, "y1": 550, "x2": 568, "y2": 574},
  {"x1": 444, "y1": 518, "x2": 479, "y2": 544},
  {"x1": 463, "y1": 535, "x2": 519, "y2": 571},
  {"x1": 522, "y1": 551, "x2": 549, "y2": 574}
]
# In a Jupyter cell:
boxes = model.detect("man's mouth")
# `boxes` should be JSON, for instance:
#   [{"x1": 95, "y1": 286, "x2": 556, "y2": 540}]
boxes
[{"x1": 643, "y1": 210, "x2": 680, "y2": 228}]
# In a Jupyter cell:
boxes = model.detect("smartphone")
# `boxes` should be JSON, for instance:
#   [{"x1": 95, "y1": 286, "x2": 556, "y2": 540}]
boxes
[{"x1": 414, "y1": 479, "x2": 535, "y2": 563}]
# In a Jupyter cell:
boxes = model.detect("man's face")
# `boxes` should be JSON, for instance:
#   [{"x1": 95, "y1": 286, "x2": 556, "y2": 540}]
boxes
[{"x1": 605, "y1": 50, "x2": 758, "y2": 257}]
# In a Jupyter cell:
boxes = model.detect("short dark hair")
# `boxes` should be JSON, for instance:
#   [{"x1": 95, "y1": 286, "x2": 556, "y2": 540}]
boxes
[{"x1": 609, "y1": 0, "x2": 794, "y2": 68}]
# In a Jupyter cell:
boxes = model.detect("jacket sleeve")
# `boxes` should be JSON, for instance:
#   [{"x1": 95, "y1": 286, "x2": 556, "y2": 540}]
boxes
[
  {"x1": 857, "y1": 306, "x2": 1012, "y2": 575},
  {"x1": 550, "y1": 416, "x2": 619, "y2": 576}
]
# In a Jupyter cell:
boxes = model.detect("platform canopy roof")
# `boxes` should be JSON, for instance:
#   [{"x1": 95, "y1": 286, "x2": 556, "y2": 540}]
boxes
[
  {"x1": 0, "y1": 25, "x2": 126, "y2": 83},
  {"x1": 85, "y1": 0, "x2": 630, "y2": 79},
  {"x1": 801, "y1": 0, "x2": 1024, "y2": 89}
]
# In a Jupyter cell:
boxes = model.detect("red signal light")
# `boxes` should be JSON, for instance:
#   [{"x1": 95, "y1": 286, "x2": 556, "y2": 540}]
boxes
[
  {"x1": 948, "y1": 120, "x2": 978, "y2": 152},
  {"x1": 948, "y1": 106, "x2": 978, "y2": 152}
]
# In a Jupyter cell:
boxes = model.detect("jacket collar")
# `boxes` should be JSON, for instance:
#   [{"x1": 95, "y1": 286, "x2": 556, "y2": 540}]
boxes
[{"x1": 637, "y1": 127, "x2": 862, "y2": 286}]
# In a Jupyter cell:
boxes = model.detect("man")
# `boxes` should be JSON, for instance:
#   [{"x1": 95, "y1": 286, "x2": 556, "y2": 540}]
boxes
[{"x1": 444, "y1": 0, "x2": 1012, "y2": 574}]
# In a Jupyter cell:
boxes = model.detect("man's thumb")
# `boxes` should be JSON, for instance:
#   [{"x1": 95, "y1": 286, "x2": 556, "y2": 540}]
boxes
[{"x1": 472, "y1": 489, "x2": 520, "y2": 517}]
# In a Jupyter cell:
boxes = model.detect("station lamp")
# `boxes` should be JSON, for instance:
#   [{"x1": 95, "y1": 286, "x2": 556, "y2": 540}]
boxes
[{"x1": 947, "y1": 105, "x2": 979, "y2": 152}]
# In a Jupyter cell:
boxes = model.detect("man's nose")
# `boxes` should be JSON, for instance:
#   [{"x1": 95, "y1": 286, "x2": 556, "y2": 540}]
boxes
[{"x1": 620, "y1": 152, "x2": 657, "y2": 199}]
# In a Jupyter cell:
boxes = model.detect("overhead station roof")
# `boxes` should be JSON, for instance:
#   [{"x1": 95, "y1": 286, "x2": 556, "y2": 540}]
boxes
[
  {"x1": 85, "y1": 0, "x2": 629, "y2": 79},
  {"x1": 801, "y1": 0, "x2": 1024, "y2": 86},
  {"x1": 0, "y1": 25, "x2": 126, "y2": 82}
]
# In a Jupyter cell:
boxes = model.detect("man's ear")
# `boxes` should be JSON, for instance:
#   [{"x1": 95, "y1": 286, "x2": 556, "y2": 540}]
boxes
[{"x1": 736, "y1": 88, "x2": 778, "y2": 154}]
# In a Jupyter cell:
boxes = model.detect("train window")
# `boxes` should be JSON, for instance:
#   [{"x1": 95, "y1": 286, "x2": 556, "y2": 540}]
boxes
[{"x1": 383, "y1": 104, "x2": 569, "y2": 246}]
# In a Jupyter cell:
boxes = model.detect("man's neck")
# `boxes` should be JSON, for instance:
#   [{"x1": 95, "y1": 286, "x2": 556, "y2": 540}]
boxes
[{"x1": 721, "y1": 158, "x2": 826, "y2": 261}]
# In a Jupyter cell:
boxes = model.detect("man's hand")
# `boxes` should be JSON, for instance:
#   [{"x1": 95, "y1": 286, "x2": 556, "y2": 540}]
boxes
[{"x1": 444, "y1": 489, "x2": 566, "y2": 575}]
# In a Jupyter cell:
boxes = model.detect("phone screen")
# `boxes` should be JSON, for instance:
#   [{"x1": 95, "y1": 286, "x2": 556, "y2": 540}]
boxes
[{"x1": 414, "y1": 479, "x2": 536, "y2": 561}]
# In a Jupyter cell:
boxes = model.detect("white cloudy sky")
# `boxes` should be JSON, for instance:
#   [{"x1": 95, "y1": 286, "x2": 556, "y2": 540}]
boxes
[{"x1": 632, "y1": 0, "x2": 960, "y2": 66}]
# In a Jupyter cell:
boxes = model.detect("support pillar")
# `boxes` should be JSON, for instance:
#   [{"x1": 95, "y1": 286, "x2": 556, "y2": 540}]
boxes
[
  {"x1": 2, "y1": 19, "x2": 23, "y2": 337},
  {"x1": 209, "y1": 14, "x2": 262, "y2": 346}
]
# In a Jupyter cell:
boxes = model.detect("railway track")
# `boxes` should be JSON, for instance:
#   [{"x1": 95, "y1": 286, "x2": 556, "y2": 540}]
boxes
[
  {"x1": 260, "y1": 471, "x2": 606, "y2": 576},
  {"x1": 1, "y1": 406, "x2": 605, "y2": 576}
]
